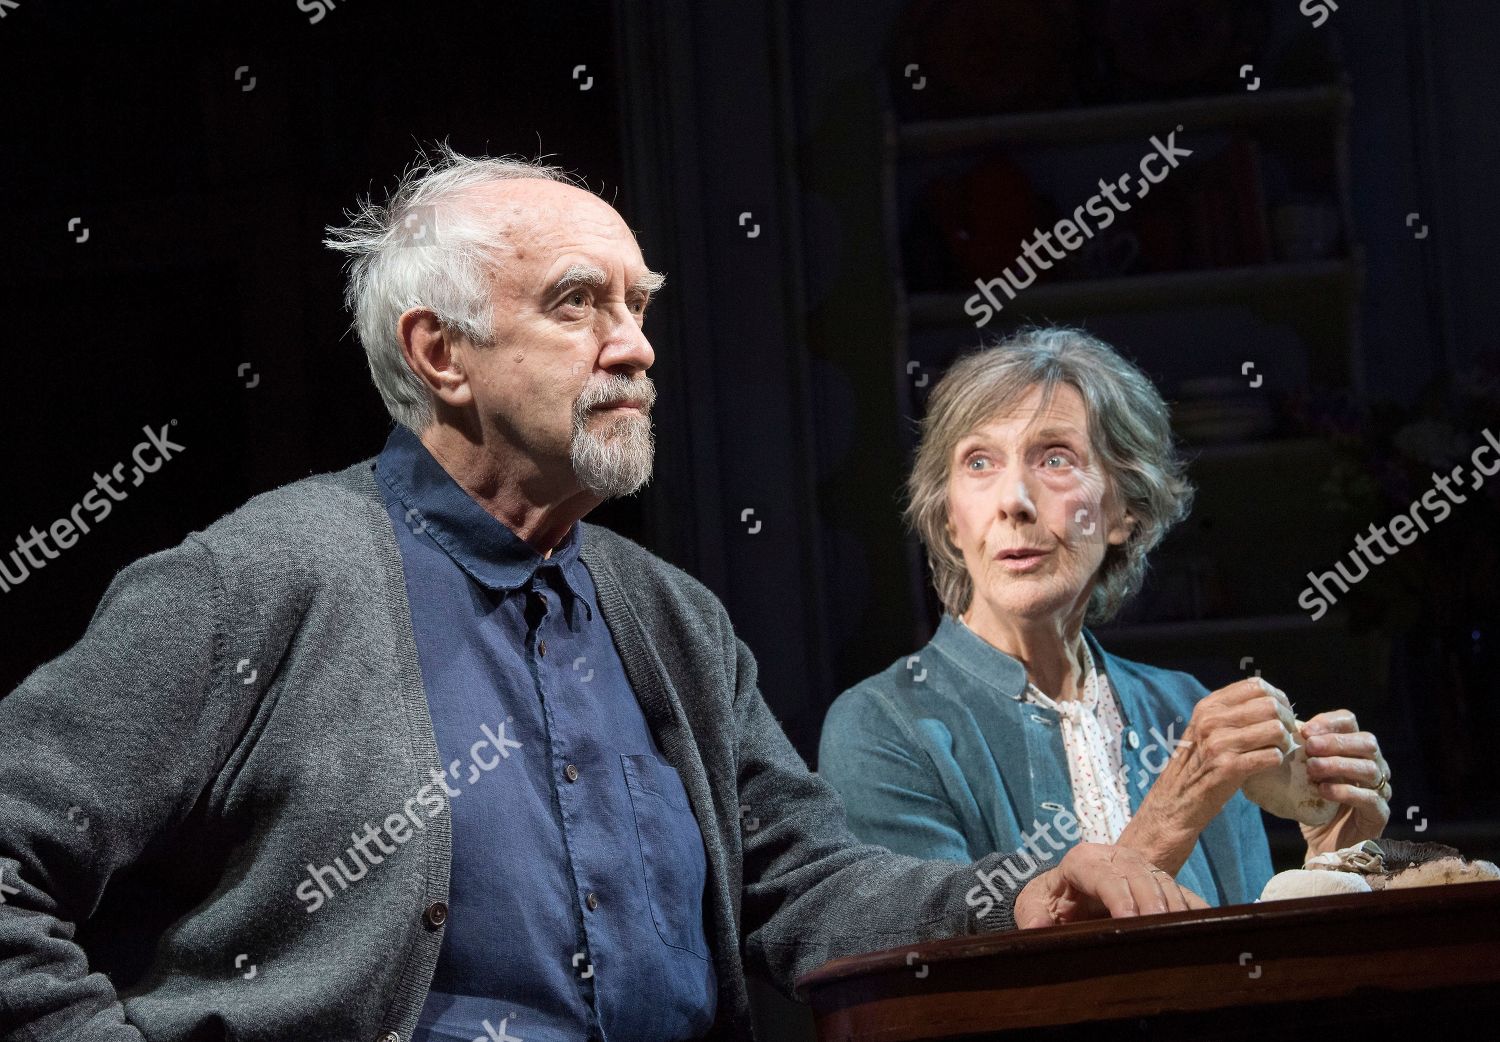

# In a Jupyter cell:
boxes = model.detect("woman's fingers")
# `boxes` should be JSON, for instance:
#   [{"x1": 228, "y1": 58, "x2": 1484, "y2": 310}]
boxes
[
  {"x1": 1271, "y1": 697, "x2": 1298, "y2": 735},
  {"x1": 1305, "y1": 753, "x2": 1384, "y2": 787},
  {"x1": 1304, "y1": 727, "x2": 1389, "y2": 795},
  {"x1": 1318, "y1": 781, "x2": 1390, "y2": 826},
  {"x1": 1214, "y1": 695, "x2": 1296, "y2": 733},
  {"x1": 1131, "y1": 871, "x2": 1174, "y2": 916},
  {"x1": 1092, "y1": 872, "x2": 1140, "y2": 919},
  {"x1": 1304, "y1": 728, "x2": 1378, "y2": 758},
  {"x1": 1318, "y1": 780, "x2": 1385, "y2": 802},
  {"x1": 1196, "y1": 717, "x2": 1292, "y2": 761},
  {"x1": 1196, "y1": 682, "x2": 1297, "y2": 757},
  {"x1": 1155, "y1": 872, "x2": 1191, "y2": 914},
  {"x1": 1155, "y1": 875, "x2": 1202, "y2": 914},
  {"x1": 1130, "y1": 869, "x2": 1205, "y2": 916},
  {"x1": 1028, "y1": 845, "x2": 1208, "y2": 926},
  {"x1": 1215, "y1": 677, "x2": 1289, "y2": 708},
  {"x1": 1014, "y1": 868, "x2": 1065, "y2": 928},
  {"x1": 1302, "y1": 709, "x2": 1358, "y2": 736}
]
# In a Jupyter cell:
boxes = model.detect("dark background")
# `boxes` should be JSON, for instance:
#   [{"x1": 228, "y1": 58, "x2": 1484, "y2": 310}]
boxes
[{"x1": 2, "y1": 0, "x2": 1497, "y2": 1034}]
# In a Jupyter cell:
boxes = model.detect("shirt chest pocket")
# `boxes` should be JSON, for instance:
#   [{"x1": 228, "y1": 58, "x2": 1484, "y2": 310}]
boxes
[{"x1": 620, "y1": 753, "x2": 711, "y2": 960}]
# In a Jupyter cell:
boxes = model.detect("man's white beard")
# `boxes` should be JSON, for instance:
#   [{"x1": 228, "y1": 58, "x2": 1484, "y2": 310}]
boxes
[{"x1": 571, "y1": 409, "x2": 655, "y2": 498}]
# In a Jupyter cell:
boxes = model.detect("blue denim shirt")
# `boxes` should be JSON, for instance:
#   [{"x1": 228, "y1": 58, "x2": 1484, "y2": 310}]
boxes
[
  {"x1": 818, "y1": 614, "x2": 1272, "y2": 907},
  {"x1": 375, "y1": 426, "x2": 715, "y2": 1042}
]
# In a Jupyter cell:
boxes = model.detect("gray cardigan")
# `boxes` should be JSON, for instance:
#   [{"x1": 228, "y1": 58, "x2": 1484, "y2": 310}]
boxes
[{"x1": 0, "y1": 460, "x2": 1023, "y2": 1042}]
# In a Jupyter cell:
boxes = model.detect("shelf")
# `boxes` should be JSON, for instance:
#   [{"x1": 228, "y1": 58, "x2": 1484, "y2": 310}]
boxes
[
  {"x1": 907, "y1": 258, "x2": 1360, "y2": 330},
  {"x1": 1094, "y1": 612, "x2": 1334, "y2": 644},
  {"x1": 896, "y1": 85, "x2": 1350, "y2": 156},
  {"x1": 1182, "y1": 437, "x2": 1333, "y2": 464}
]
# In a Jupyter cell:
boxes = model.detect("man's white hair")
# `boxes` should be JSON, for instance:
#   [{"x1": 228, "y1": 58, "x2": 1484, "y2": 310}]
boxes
[{"x1": 323, "y1": 143, "x2": 580, "y2": 431}]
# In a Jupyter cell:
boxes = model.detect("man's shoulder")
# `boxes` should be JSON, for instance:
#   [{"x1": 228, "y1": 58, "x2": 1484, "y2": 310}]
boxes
[{"x1": 189, "y1": 459, "x2": 387, "y2": 580}]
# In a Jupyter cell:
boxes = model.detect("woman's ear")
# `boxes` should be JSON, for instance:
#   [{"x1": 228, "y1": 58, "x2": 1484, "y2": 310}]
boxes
[{"x1": 1107, "y1": 510, "x2": 1136, "y2": 547}]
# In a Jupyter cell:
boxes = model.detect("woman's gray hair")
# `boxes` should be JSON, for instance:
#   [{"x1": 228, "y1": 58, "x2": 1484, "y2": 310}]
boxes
[
  {"x1": 905, "y1": 327, "x2": 1193, "y2": 624},
  {"x1": 323, "y1": 143, "x2": 580, "y2": 431}
]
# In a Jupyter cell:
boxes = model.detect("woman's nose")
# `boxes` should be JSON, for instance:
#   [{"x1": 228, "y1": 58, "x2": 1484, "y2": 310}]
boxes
[{"x1": 996, "y1": 470, "x2": 1037, "y2": 522}]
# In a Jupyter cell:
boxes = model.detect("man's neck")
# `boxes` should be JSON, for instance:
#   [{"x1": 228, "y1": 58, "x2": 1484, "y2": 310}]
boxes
[{"x1": 417, "y1": 423, "x2": 602, "y2": 555}]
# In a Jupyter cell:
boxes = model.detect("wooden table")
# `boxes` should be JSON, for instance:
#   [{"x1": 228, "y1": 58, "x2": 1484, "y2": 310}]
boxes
[{"x1": 796, "y1": 880, "x2": 1500, "y2": 1040}]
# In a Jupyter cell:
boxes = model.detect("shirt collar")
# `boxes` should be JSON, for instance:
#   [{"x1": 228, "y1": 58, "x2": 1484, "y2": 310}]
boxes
[
  {"x1": 929, "y1": 613, "x2": 1029, "y2": 700},
  {"x1": 933, "y1": 613, "x2": 1110, "y2": 705},
  {"x1": 374, "y1": 425, "x2": 594, "y2": 624}
]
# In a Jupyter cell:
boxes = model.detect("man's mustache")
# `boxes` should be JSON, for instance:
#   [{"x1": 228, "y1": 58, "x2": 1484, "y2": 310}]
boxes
[{"x1": 574, "y1": 374, "x2": 657, "y2": 416}]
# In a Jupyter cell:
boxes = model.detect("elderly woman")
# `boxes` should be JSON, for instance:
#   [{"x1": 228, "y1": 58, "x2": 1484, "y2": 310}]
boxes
[{"x1": 819, "y1": 328, "x2": 1391, "y2": 906}]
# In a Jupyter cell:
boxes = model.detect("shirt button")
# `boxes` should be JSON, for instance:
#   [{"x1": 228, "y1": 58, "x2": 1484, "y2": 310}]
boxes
[
  {"x1": 539, "y1": 639, "x2": 548, "y2": 657},
  {"x1": 586, "y1": 891, "x2": 599, "y2": 910},
  {"x1": 1127, "y1": 730, "x2": 1140, "y2": 749},
  {"x1": 375, "y1": 1033, "x2": 401, "y2": 1042},
  {"x1": 423, "y1": 902, "x2": 448, "y2": 928},
  {"x1": 565, "y1": 763, "x2": 580, "y2": 782}
]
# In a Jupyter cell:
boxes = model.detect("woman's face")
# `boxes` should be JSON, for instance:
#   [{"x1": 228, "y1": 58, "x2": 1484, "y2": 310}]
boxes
[{"x1": 945, "y1": 383, "x2": 1133, "y2": 627}]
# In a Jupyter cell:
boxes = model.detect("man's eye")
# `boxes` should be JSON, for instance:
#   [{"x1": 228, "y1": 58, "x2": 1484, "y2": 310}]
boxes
[{"x1": 566, "y1": 291, "x2": 589, "y2": 308}]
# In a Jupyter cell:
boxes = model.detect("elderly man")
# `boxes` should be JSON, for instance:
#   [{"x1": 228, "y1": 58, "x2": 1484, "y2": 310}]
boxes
[{"x1": 0, "y1": 148, "x2": 1202, "y2": 1042}]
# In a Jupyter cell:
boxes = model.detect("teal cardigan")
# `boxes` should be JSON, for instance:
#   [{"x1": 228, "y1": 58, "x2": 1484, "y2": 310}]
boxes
[{"x1": 818, "y1": 614, "x2": 1273, "y2": 907}]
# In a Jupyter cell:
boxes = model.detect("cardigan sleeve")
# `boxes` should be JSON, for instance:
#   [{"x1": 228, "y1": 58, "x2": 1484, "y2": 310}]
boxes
[
  {"x1": 817, "y1": 685, "x2": 976, "y2": 862},
  {"x1": 0, "y1": 537, "x2": 247, "y2": 1040},
  {"x1": 729, "y1": 639, "x2": 1023, "y2": 999}
]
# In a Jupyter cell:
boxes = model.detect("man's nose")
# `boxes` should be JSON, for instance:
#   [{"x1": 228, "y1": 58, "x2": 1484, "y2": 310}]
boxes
[{"x1": 598, "y1": 312, "x2": 654, "y2": 375}]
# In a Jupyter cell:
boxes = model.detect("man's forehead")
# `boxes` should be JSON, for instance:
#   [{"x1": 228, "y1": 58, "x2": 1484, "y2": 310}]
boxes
[
  {"x1": 459, "y1": 179, "x2": 655, "y2": 289},
  {"x1": 464, "y1": 177, "x2": 628, "y2": 238}
]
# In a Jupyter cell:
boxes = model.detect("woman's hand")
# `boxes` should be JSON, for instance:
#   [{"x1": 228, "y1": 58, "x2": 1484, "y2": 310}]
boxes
[
  {"x1": 1298, "y1": 710, "x2": 1390, "y2": 858},
  {"x1": 1118, "y1": 677, "x2": 1295, "y2": 874},
  {"x1": 1014, "y1": 842, "x2": 1208, "y2": 928}
]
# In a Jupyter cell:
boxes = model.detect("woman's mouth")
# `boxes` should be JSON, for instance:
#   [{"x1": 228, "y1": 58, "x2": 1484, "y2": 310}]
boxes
[{"x1": 995, "y1": 547, "x2": 1049, "y2": 572}]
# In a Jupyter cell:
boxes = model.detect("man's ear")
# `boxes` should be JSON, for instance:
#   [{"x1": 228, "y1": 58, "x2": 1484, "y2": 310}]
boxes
[{"x1": 399, "y1": 308, "x2": 471, "y2": 408}]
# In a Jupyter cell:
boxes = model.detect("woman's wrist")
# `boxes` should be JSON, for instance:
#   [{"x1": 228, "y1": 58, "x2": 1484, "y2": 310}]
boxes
[{"x1": 1118, "y1": 799, "x2": 1198, "y2": 876}]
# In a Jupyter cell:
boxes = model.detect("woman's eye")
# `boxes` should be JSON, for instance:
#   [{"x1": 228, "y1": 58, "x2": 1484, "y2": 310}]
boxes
[
  {"x1": 966, "y1": 455, "x2": 990, "y2": 471},
  {"x1": 1043, "y1": 452, "x2": 1073, "y2": 468}
]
